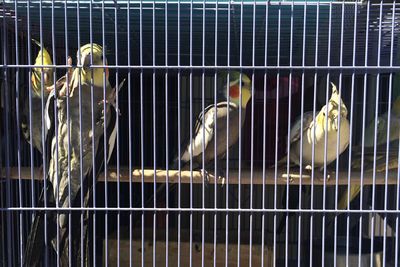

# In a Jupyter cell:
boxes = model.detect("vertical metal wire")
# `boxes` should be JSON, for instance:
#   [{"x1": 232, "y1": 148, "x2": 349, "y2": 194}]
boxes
[
  {"x1": 273, "y1": 3, "x2": 281, "y2": 265},
  {"x1": 189, "y1": 1, "x2": 194, "y2": 266},
  {"x1": 38, "y1": 1, "x2": 49, "y2": 264},
  {"x1": 382, "y1": 3, "x2": 396, "y2": 266},
  {"x1": 333, "y1": 1, "x2": 346, "y2": 266},
  {"x1": 309, "y1": 1, "x2": 320, "y2": 265},
  {"x1": 100, "y1": 2, "x2": 109, "y2": 265},
  {"x1": 213, "y1": 2, "x2": 218, "y2": 267},
  {"x1": 139, "y1": 0, "x2": 145, "y2": 265},
  {"x1": 371, "y1": 2, "x2": 384, "y2": 265},
  {"x1": 88, "y1": 1, "x2": 97, "y2": 266},
  {"x1": 248, "y1": 1, "x2": 256, "y2": 266},
  {"x1": 201, "y1": 1, "x2": 206, "y2": 267},
  {"x1": 396, "y1": 33, "x2": 400, "y2": 265},
  {"x1": 285, "y1": 1, "x2": 295, "y2": 265},
  {"x1": 13, "y1": 0, "x2": 24, "y2": 264},
  {"x1": 274, "y1": 2, "x2": 282, "y2": 265},
  {"x1": 177, "y1": 1, "x2": 182, "y2": 266},
  {"x1": 344, "y1": 3, "x2": 358, "y2": 265},
  {"x1": 225, "y1": 2, "x2": 231, "y2": 266},
  {"x1": 298, "y1": 2, "x2": 307, "y2": 266},
  {"x1": 115, "y1": 2, "x2": 121, "y2": 265},
  {"x1": 50, "y1": 1, "x2": 60, "y2": 265},
  {"x1": 261, "y1": 2, "x2": 269, "y2": 267},
  {"x1": 321, "y1": 3, "x2": 333, "y2": 265},
  {"x1": 164, "y1": 1, "x2": 169, "y2": 266},
  {"x1": 359, "y1": 1, "x2": 371, "y2": 264},
  {"x1": 2, "y1": 0, "x2": 12, "y2": 265},
  {"x1": 237, "y1": 2, "x2": 244, "y2": 265},
  {"x1": 26, "y1": 0, "x2": 36, "y2": 224},
  {"x1": 76, "y1": 1, "x2": 85, "y2": 267},
  {"x1": 64, "y1": 0, "x2": 73, "y2": 263},
  {"x1": 152, "y1": 1, "x2": 157, "y2": 266},
  {"x1": 0, "y1": 7, "x2": 5, "y2": 262},
  {"x1": 345, "y1": 2, "x2": 358, "y2": 266},
  {"x1": 127, "y1": 1, "x2": 133, "y2": 266}
]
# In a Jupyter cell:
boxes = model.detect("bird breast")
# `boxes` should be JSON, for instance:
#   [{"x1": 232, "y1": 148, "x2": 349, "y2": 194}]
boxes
[{"x1": 293, "y1": 116, "x2": 350, "y2": 167}]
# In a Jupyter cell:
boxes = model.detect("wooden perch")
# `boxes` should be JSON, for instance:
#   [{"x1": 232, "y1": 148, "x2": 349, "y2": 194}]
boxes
[{"x1": 1, "y1": 167, "x2": 399, "y2": 186}]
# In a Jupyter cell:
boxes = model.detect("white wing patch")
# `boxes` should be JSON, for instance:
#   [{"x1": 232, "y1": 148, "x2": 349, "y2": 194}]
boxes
[
  {"x1": 44, "y1": 89, "x2": 55, "y2": 138},
  {"x1": 108, "y1": 119, "x2": 117, "y2": 163},
  {"x1": 181, "y1": 107, "x2": 215, "y2": 161}
]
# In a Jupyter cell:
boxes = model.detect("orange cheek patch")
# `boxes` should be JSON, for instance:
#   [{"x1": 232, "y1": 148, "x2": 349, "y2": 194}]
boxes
[{"x1": 229, "y1": 85, "x2": 240, "y2": 99}]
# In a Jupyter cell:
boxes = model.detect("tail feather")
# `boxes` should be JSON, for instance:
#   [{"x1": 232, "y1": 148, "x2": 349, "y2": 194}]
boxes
[
  {"x1": 338, "y1": 185, "x2": 361, "y2": 210},
  {"x1": 24, "y1": 183, "x2": 55, "y2": 267},
  {"x1": 24, "y1": 211, "x2": 45, "y2": 267}
]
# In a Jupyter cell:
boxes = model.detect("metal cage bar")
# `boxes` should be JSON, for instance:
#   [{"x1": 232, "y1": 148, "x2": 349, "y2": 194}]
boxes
[{"x1": 0, "y1": 1, "x2": 400, "y2": 266}]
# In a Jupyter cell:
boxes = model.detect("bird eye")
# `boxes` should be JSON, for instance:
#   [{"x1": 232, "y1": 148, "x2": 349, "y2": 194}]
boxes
[{"x1": 241, "y1": 81, "x2": 245, "y2": 87}]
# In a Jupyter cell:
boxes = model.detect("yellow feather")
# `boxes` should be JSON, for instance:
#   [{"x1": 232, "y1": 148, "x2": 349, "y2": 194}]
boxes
[{"x1": 31, "y1": 39, "x2": 53, "y2": 95}]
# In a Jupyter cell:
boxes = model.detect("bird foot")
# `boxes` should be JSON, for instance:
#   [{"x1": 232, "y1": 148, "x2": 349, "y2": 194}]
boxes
[
  {"x1": 200, "y1": 169, "x2": 211, "y2": 188},
  {"x1": 281, "y1": 174, "x2": 295, "y2": 183},
  {"x1": 217, "y1": 168, "x2": 226, "y2": 187}
]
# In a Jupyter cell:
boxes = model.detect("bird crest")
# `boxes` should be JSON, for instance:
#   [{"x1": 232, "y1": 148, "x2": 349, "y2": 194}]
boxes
[{"x1": 328, "y1": 82, "x2": 348, "y2": 119}]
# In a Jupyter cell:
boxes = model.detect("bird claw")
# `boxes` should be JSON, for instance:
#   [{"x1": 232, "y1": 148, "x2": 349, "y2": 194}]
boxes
[
  {"x1": 281, "y1": 173, "x2": 294, "y2": 183},
  {"x1": 201, "y1": 169, "x2": 210, "y2": 187},
  {"x1": 217, "y1": 168, "x2": 226, "y2": 187}
]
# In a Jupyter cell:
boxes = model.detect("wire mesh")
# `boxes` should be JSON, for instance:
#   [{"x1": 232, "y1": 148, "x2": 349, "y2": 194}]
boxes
[{"x1": 1, "y1": 0, "x2": 400, "y2": 266}]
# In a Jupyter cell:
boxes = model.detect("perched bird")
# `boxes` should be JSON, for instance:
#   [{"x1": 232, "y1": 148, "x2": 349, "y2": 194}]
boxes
[
  {"x1": 21, "y1": 39, "x2": 54, "y2": 154},
  {"x1": 338, "y1": 96, "x2": 400, "y2": 211},
  {"x1": 136, "y1": 72, "x2": 252, "y2": 214},
  {"x1": 24, "y1": 43, "x2": 118, "y2": 267},
  {"x1": 171, "y1": 71, "x2": 252, "y2": 174},
  {"x1": 284, "y1": 82, "x2": 350, "y2": 169},
  {"x1": 278, "y1": 82, "x2": 350, "y2": 233}
]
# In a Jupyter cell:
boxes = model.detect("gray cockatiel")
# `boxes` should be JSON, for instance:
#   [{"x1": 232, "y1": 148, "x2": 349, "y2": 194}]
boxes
[
  {"x1": 24, "y1": 43, "x2": 119, "y2": 267},
  {"x1": 138, "y1": 72, "x2": 252, "y2": 212},
  {"x1": 172, "y1": 71, "x2": 252, "y2": 171},
  {"x1": 337, "y1": 96, "x2": 400, "y2": 212}
]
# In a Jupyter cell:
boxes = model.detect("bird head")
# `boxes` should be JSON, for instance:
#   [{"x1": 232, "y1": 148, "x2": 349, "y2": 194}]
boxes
[
  {"x1": 223, "y1": 71, "x2": 252, "y2": 108},
  {"x1": 31, "y1": 38, "x2": 53, "y2": 96},
  {"x1": 328, "y1": 82, "x2": 348, "y2": 119},
  {"x1": 78, "y1": 43, "x2": 109, "y2": 87},
  {"x1": 315, "y1": 82, "x2": 348, "y2": 131}
]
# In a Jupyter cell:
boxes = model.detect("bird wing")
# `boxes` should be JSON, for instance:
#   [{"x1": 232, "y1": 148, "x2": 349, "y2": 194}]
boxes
[
  {"x1": 180, "y1": 101, "x2": 237, "y2": 162},
  {"x1": 106, "y1": 79, "x2": 125, "y2": 163},
  {"x1": 289, "y1": 111, "x2": 314, "y2": 145}
]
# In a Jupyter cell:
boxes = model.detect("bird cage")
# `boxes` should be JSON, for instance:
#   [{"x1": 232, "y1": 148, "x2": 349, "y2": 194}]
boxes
[{"x1": 1, "y1": 0, "x2": 400, "y2": 266}]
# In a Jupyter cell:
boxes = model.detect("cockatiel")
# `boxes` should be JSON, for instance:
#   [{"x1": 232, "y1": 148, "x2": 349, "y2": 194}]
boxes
[
  {"x1": 278, "y1": 82, "x2": 350, "y2": 233},
  {"x1": 338, "y1": 96, "x2": 400, "y2": 211},
  {"x1": 285, "y1": 82, "x2": 350, "y2": 169},
  {"x1": 138, "y1": 72, "x2": 252, "y2": 213},
  {"x1": 20, "y1": 39, "x2": 54, "y2": 154},
  {"x1": 24, "y1": 43, "x2": 118, "y2": 267},
  {"x1": 172, "y1": 71, "x2": 252, "y2": 172}
]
